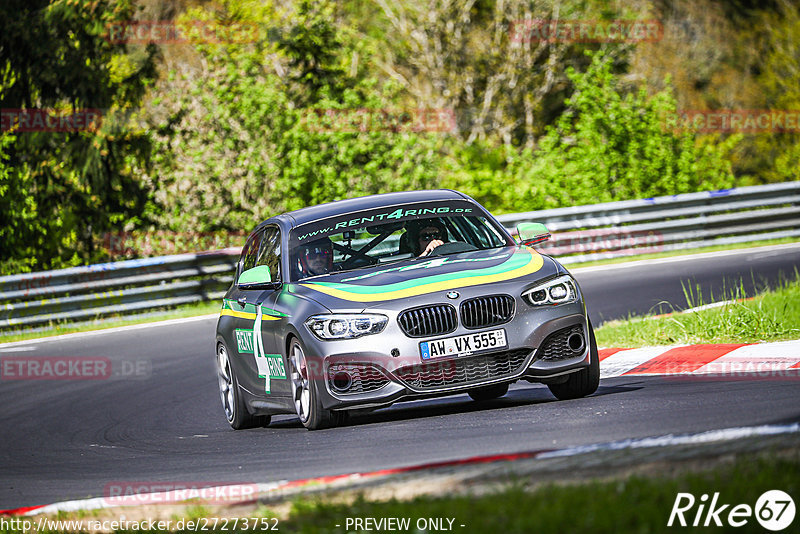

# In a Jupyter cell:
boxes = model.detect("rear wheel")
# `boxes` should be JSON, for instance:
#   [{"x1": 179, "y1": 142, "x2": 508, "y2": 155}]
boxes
[
  {"x1": 288, "y1": 338, "x2": 344, "y2": 430},
  {"x1": 547, "y1": 321, "x2": 600, "y2": 400},
  {"x1": 217, "y1": 342, "x2": 270, "y2": 429},
  {"x1": 468, "y1": 382, "x2": 509, "y2": 401}
]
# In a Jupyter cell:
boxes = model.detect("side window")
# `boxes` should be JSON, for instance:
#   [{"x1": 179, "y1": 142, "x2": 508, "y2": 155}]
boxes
[
  {"x1": 255, "y1": 227, "x2": 282, "y2": 282},
  {"x1": 240, "y1": 230, "x2": 263, "y2": 277}
]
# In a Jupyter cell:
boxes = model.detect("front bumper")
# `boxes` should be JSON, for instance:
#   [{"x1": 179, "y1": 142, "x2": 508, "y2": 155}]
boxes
[{"x1": 300, "y1": 294, "x2": 591, "y2": 411}]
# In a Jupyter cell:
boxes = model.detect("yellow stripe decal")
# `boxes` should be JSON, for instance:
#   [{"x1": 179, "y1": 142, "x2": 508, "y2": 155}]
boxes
[
  {"x1": 219, "y1": 309, "x2": 281, "y2": 321},
  {"x1": 301, "y1": 249, "x2": 544, "y2": 302}
]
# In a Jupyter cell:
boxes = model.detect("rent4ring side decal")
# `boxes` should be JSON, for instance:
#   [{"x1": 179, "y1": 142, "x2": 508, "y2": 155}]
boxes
[
  {"x1": 252, "y1": 305, "x2": 286, "y2": 393},
  {"x1": 230, "y1": 304, "x2": 287, "y2": 393}
]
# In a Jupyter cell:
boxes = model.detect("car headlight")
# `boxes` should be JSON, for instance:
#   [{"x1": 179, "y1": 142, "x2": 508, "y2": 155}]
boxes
[
  {"x1": 522, "y1": 275, "x2": 578, "y2": 306},
  {"x1": 305, "y1": 314, "x2": 388, "y2": 340}
]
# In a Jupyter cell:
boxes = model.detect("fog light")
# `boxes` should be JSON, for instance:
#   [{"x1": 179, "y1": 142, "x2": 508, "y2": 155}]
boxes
[
  {"x1": 567, "y1": 332, "x2": 585, "y2": 352},
  {"x1": 331, "y1": 370, "x2": 353, "y2": 392}
]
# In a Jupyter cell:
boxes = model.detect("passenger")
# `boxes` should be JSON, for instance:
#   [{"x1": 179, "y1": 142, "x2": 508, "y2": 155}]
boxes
[{"x1": 405, "y1": 219, "x2": 448, "y2": 257}]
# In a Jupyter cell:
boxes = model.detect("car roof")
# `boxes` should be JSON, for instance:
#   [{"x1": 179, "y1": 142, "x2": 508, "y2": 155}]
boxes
[{"x1": 263, "y1": 189, "x2": 471, "y2": 229}]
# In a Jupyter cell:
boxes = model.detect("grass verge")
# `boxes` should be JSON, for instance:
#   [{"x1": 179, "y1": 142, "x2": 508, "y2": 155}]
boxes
[
  {"x1": 596, "y1": 274, "x2": 800, "y2": 347},
  {"x1": 280, "y1": 453, "x2": 799, "y2": 534},
  {"x1": 8, "y1": 451, "x2": 797, "y2": 533},
  {"x1": 0, "y1": 301, "x2": 221, "y2": 344}
]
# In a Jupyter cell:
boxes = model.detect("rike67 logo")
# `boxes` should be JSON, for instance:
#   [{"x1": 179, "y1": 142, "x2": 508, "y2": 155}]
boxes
[{"x1": 668, "y1": 490, "x2": 795, "y2": 531}]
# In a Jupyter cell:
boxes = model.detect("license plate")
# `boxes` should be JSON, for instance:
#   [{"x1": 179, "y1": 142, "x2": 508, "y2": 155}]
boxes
[{"x1": 419, "y1": 329, "x2": 507, "y2": 360}]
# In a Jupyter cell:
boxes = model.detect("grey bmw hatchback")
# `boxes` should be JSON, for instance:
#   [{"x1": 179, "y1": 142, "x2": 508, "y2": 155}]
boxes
[{"x1": 215, "y1": 190, "x2": 599, "y2": 430}]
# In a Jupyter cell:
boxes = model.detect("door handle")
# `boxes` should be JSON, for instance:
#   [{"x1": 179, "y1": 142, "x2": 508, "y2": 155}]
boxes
[{"x1": 237, "y1": 297, "x2": 247, "y2": 307}]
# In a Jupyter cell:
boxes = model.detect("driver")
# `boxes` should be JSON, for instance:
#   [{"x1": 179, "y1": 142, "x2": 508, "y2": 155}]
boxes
[
  {"x1": 408, "y1": 219, "x2": 448, "y2": 257},
  {"x1": 295, "y1": 237, "x2": 334, "y2": 277}
]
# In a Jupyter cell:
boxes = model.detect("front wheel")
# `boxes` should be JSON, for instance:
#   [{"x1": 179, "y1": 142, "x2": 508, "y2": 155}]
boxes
[
  {"x1": 288, "y1": 338, "x2": 344, "y2": 430},
  {"x1": 217, "y1": 342, "x2": 270, "y2": 430},
  {"x1": 547, "y1": 321, "x2": 600, "y2": 401}
]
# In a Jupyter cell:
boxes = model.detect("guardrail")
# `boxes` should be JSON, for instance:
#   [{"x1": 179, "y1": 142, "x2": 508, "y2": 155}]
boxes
[
  {"x1": 496, "y1": 181, "x2": 800, "y2": 264},
  {"x1": 0, "y1": 250, "x2": 239, "y2": 330},
  {"x1": 1, "y1": 182, "x2": 798, "y2": 331}
]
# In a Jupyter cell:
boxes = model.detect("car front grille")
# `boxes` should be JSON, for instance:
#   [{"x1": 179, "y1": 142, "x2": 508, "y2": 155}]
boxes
[
  {"x1": 328, "y1": 363, "x2": 390, "y2": 395},
  {"x1": 460, "y1": 295, "x2": 515, "y2": 329},
  {"x1": 537, "y1": 324, "x2": 585, "y2": 361},
  {"x1": 393, "y1": 349, "x2": 531, "y2": 390},
  {"x1": 398, "y1": 304, "x2": 458, "y2": 338}
]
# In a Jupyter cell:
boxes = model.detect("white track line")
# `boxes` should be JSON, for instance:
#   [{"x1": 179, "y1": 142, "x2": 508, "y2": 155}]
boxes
[
  {"x1": 537, "y1": 423, "x2": 800, "y2": 459},
  {"x1": 0, "y1": 314, "x2": 219, "y2": 348}
]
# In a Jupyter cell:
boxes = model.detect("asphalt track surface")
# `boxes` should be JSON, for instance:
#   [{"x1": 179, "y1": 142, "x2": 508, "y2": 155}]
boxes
[{"x1": 1, "y1": 245, "x2": 799, "y2": 509}]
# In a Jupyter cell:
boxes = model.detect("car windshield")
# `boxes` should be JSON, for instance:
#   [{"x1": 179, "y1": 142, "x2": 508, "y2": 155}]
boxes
[{"x1": 288, "y1": 200, "x2": 511, "y2": 281}]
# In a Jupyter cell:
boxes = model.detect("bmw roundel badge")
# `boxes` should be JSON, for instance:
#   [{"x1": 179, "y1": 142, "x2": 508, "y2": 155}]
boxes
[{"x1": 446, "y1": 291, "x2": 460, "y2": 299}]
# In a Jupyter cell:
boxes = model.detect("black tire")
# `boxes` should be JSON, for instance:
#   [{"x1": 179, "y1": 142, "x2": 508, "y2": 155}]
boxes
[
  {"x1": 547, "y1": 321, "x2": 600, "y2": 401},
  {"x1": 468, "y1": 382, "x2": 509, "y2": 401},
  {"x1": 288, "y1": 338, "x2": 345, "y2": 430},
  {"x1": 217, "y1": 342, "x2": 271, "y2": 430}
]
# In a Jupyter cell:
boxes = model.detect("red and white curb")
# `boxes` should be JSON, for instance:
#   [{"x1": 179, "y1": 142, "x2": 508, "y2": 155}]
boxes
[
  {"x1": 2, "y1": 423, "x2": 798, "y2": 518},
  {"x1": 599, "y1": 339, "x2": 800, "y2": 378}
]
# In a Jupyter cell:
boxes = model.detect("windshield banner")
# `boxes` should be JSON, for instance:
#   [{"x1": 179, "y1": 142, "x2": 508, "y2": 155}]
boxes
[{"x1": 292, "y1": 200, "x2": 478, "y2": 244}]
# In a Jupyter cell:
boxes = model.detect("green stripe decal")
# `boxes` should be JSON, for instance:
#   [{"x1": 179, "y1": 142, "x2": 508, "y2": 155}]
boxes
[
  {"x1": 300, "y1": 247, "x2": 543, "y2": 302},
  {"x1": 220, "y1": 300, "x2": 288, "y2": 320}
]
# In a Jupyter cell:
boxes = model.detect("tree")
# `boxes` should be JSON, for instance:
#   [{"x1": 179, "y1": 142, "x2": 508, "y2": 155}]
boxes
[
  {"x1": 0, "y1": 0, "x2": 157, "y2": 273},
  {"x1": 513, "y1": 51, "x2": 738, "y2": 208},
  {"x1": 145, "y1": 0, "x2": 444, "y2": 233}
]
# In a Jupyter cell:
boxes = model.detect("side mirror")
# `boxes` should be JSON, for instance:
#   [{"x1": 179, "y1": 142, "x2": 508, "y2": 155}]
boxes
[
  {"x1": 238, "y1": 265, "x2": 279, "y2": 289},
  {"x1": 517, "y1": 222, "x2": 551, "y2": 246}
]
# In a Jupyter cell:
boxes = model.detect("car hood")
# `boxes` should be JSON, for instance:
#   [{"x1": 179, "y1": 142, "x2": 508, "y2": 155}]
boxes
[{"x1": 288, "y1": 246, "x2": 558, "y2": 305}]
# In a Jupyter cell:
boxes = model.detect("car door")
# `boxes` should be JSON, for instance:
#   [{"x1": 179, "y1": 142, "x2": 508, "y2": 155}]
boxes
[
  {"x1": 231, "y1": 226, "x2": 289, "y2": 397},
  {"x1": 224, "y1": 228, "x2": 265, "y2": 394}
]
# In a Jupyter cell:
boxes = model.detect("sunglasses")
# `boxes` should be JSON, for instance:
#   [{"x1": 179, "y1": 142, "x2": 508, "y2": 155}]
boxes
[
  {"x1": 306, "y1": 248, "x2": 331, "y2": 259},
  {"x1": 419, "y1": 231, "x2": 441, "y2": 242}
]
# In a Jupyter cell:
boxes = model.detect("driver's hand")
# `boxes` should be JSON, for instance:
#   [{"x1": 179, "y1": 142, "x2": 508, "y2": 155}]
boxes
[{"x1": 420, "y1": 239, "x2": 444, "y2": 257}]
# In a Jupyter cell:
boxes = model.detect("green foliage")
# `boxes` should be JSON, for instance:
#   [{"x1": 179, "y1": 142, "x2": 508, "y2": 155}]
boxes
[
  {"x1": 440, "y1": 51, "x2": 739, "y2": 213},
  {"x1": 512, "y1": 52, "x2": 738, "y2": 209},
  {"x1": 2, "y1": 0, "x2": 796, "y2": 273},
  {"x1": 0, "y1": 0, "x2": 157, "y2": 274},
  {"x1": 0, "y1": 132, "x2": 38, "y2": 273},
  {"x1": 148, "y1": 0, "x2": 443, "y2": 233}
]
